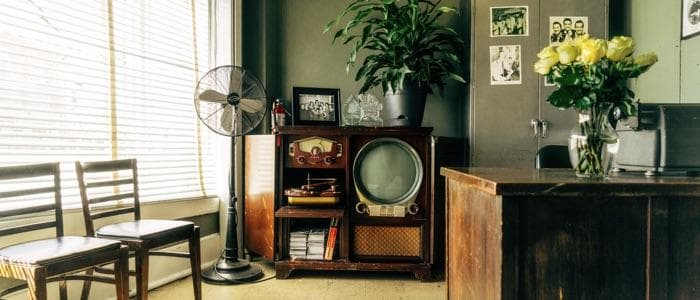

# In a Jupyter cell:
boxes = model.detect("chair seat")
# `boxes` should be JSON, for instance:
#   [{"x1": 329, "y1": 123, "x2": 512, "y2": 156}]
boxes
[
  {"x1": 0, "y1": 236, "x2": 121, "y2": 265},
  {"x1": 96, "y1": 219, "x2": 194, "y2": 240}
]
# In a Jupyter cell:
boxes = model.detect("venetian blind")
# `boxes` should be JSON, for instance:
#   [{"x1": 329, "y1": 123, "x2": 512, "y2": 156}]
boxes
[{"x1": 0, "y1": 0, "x2": 217, "y2": 208}]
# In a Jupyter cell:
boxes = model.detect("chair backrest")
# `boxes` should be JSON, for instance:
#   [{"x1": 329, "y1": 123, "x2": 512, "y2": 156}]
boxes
[
  {"x1": 0, "y1": 162, "x2": 64, "y2": 237},
  {"x1": 75, "y1": 159, "x2": 140, "y2": 236},
  {"x1": 535, "y1": 145, "x2": 571, "y2": 169}
]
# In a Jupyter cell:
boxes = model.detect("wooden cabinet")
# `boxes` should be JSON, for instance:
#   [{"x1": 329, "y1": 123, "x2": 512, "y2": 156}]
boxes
[
  {"x1": 441, "y1": 167, "x2": 700, "y2": 299},
  {"x1": 245, "y1": 127, "x2": 435, "y2": 280}
]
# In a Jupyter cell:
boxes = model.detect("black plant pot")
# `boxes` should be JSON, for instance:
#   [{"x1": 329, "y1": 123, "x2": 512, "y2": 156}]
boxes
[{"x1": 383, "y1": 82, "x2": 428, "y2": 127}]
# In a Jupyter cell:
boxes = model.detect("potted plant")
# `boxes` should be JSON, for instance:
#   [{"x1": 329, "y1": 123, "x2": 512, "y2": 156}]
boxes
[{"x1": 324, "y1": 0, "x2": 465, "y2": 127}]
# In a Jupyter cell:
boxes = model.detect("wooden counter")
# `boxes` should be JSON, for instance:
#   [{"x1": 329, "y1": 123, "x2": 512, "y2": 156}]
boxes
[{"x1": 441, "y1": 167, "x2": 700, "y2": 300}]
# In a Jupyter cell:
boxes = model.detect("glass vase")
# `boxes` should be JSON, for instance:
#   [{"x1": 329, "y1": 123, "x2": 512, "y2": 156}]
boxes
[{"x1": 568, "y1": 103, "x2": 619, "y2": 178}]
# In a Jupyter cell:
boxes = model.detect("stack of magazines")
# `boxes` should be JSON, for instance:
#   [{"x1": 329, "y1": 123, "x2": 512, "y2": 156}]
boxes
[
  {"x1": 289, "y1": 231, "x2": 308, "y2": 260},
  {"x1": 289, "y1": 229, "x2": 327, "y2": 260},
  {"x1": 306, "y1": 229, "x2": 326, "y2": 260}
]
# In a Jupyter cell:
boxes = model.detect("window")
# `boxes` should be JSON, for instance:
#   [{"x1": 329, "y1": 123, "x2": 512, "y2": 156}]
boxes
[{"x1": 0, "y1": 0, "x2": 218, "y2": 207}]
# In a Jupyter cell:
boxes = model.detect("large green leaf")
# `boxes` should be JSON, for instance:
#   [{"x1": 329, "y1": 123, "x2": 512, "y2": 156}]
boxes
[
  {"x1": 548, "y1": 88, "x2": 575, "y2": 108},
  {"x1": 326, "y1": 0, "x2": 465, "y2": 95}
]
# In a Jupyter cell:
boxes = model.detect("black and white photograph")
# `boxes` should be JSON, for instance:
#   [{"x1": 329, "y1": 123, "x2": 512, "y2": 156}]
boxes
[
  {"x1": 490, "y1": 6, "x2": 528, "y2": 37},
  {"x1": 489, "y1": 45, "x2": 521, "y2": 85},
  {"x1": 549, "y1": 16, "x2": 588, "y2": 45},
  {"x1": 292, "y1": 87, "x2": 340, "y2": 126},
  {"x1": 683, "y1": 0, "x2": 700, "y2": 39}
]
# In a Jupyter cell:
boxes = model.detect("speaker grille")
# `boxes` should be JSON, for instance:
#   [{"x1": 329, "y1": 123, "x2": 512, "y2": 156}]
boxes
[{"x1": 353, "y1": 225, "x2": 422, "y2": 257}]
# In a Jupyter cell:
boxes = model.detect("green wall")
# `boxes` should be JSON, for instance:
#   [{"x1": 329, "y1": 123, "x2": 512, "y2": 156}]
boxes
[
  {"x1": 242, "y1": 0, "x2": 700, "y2": 137},
  {"x1": 619, "y1": 0, "x2": 700, "y2": 103},
  {"x1": 244, "y1": 0, "x2": 469, "y2": 137}
]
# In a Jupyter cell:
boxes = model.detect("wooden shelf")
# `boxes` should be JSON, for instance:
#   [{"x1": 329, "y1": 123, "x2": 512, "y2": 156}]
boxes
[{"x1": 274, "y1": 206, "x2": 344, "y2": 219}]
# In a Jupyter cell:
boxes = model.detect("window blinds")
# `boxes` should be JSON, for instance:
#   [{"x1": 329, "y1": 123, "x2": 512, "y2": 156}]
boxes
[{"x1": 0, "y1": 0, "x2": 217, "y2": 207}]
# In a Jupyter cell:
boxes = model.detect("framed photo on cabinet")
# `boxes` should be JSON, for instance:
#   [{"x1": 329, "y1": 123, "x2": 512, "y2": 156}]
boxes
[{"x1": 292, "y1": 87, "x2": 340, "y2": 126}]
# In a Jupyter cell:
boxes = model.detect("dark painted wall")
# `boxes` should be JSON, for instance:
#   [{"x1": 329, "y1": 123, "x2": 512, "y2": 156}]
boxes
[{"x1": 243, "y1": 0, "x2": 470, "y2": 137}]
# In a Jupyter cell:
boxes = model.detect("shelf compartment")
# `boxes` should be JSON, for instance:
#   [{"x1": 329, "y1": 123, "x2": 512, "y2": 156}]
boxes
[{"x1": 275, "y1": 206, "x2": 344, "y2": 219}]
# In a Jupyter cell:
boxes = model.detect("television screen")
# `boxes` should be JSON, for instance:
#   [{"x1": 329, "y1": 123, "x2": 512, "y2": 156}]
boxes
[{"x1": 354, "y1": 138, "x2": 422, "y2": 205}]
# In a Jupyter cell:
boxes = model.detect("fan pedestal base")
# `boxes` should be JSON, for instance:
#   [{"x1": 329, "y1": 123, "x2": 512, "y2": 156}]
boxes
[{"x1": 202, "y1": 258, "x2": 263, "y2": 284}]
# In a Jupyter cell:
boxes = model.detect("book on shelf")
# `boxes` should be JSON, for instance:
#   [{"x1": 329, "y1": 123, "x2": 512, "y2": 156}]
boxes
[{"x1": 324, "y1": 218, "x2": 339, "y2": 261}]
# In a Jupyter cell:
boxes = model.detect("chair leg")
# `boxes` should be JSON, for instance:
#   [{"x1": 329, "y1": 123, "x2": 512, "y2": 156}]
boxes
[
  {"x1": 115, "y1": 247, "x2": 130, "y2": 300},
  {"x1": 135, "y1": 248, "x2": 150, "y2": 300},
  {"x1": 79, "y1": 268, "x2": 94, "y2": 300},
  {"x1": 59, "y1": 278, "x2": 68, "y2": 300},
  {"x1": 27, "y1": 267, "x2": 47, "y2": 300},
  {"x1": 189, "y1": 226, "x2": 202, "y2": 300}
]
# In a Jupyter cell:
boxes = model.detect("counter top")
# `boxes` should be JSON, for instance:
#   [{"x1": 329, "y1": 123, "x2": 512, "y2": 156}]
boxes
[{"x1": 440, "y1": 167, "x2": 700, "y2": 196}]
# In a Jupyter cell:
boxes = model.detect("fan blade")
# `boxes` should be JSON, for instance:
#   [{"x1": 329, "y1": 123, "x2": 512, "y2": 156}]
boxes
[
  {"x1": 239, "y1": 97, "x2": 266, "y2": 113},
  {"x1": 229, "y1": 68, "x2": 244, "y2": 94},
  {"x1": 198, "y1": 89, "x2": 228, "y2": 103},
  {"x1": 221, "y1": 105, "x2": 233, "y2": 133}
]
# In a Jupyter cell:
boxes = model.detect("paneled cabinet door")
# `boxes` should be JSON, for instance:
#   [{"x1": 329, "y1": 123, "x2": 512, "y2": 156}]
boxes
[{"x1": 470, "y1": 0, "x2": 608, "y2": 167}]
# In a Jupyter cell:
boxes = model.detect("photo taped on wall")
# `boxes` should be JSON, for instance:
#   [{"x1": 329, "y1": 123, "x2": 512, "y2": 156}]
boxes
[
  {"x1": 549, "y1": 16, "x2": 589, "y2": 45},
  {"x1": 489, "y1": 45, "x2": 521, "y2": 85},
  {"x1": 683, "y1": 0, "x2": 700, "y2": 38},
  {"x1": 490, "y1": 6, "x2": 528, "y2": 37}
]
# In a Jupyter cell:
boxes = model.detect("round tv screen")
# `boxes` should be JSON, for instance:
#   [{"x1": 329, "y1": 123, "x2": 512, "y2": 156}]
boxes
[{"x1": 353, "y1": 138, "x2": 423, "y2": 205}]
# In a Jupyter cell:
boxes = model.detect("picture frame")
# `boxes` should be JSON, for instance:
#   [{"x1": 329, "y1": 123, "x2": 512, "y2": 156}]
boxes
[
  {"x1": 682, "y1": 0, "x2": 700, "y2": 39},
  {"x1": 292, "y1": 87, "x2": 340, "y2": 126},
  {"x1": 490, "y1": 6, "x2": 528, "y2": 37}
]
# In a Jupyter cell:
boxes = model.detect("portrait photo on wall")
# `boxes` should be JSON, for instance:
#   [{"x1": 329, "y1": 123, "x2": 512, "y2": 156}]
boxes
[
  {"x1": 292, "y1": 87, "x2": 340, "y2": 126},
  {"x1": 549, "y1": 16, "x2": 588, "y2": 45},
  {"x1": 489, "y1": 45, "x2": 521, "y2": 85},
  {"x1": 682, "y1": 0, "x2": 700, "y2": 38},
  {"x1": 490, "y1": 6, "x2": 528, "y2": 37}
]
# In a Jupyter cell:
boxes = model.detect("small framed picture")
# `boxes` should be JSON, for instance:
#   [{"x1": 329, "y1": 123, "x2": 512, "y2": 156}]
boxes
[
  {"x1": 489, "y1": 45, "x2": 522, "y2": 85},
  {"x1": 549, "y1": 16, "x2": 588, "y2": 45},
  {"x1": 490, "y1": 6, "x2": 528, "y2": 37},
  {"x1": 682, "y1": 0, "x2": 700, "y2": 39},
  {"x1": 292, "y1": 87, "x2": 340, "y2": 126}
]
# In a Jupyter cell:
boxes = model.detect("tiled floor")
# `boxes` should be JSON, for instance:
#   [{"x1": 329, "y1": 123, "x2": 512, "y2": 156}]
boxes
[{"x1": 150, "y1": 260, "x2": 445, "y2": 300}]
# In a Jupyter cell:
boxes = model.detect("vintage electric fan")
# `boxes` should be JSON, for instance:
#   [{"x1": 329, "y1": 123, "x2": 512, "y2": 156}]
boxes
[{"x1": 194, "y1": 65, "x2": 267, "y2": 284}]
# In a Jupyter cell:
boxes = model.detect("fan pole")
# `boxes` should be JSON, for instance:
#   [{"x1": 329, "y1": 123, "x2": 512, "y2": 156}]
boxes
[{"x1": 202, "y1": 136, "x2": 263, "y2": 284}]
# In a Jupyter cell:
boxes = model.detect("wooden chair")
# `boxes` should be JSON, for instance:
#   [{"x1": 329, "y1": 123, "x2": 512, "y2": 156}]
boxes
[
  {"x1": 0, "y1": 162, "x2": 128, "y2": 300},
  {"x1": 75, "y1": 159, "x2": 201, "y2": 300}
]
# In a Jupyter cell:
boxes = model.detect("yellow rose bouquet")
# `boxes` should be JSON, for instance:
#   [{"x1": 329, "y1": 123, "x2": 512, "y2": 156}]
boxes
[
  {"x1": 535, "y1": 35, "x2": 657, "y2": 116},
  {"x1": 534, "y1": 35, "x2": 658, "y2": 177}
]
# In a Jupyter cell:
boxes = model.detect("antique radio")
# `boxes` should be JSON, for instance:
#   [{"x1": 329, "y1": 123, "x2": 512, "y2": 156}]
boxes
[{"x1": 614, "y1": 104, "x2": 700, "y2": 175}]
